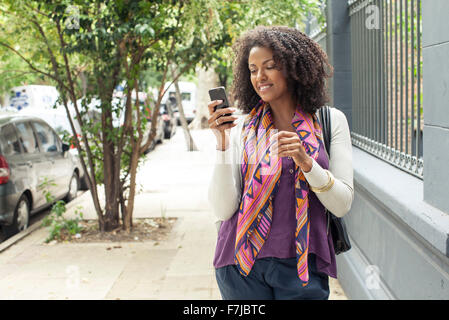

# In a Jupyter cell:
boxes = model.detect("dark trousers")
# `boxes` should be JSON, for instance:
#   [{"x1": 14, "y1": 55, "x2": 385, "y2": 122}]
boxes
[{"x1": 215, "y1": 254, "x2": 329, "y2": 300}]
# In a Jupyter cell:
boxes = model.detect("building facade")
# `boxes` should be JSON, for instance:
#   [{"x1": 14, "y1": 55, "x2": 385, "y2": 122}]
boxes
[{"x1": 315, "y1": 0, "x2": 449, "y2": 299}]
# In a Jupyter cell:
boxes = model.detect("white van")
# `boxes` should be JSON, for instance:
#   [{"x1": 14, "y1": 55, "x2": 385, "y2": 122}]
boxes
[
  {"x1": 161, "y1": 81, "x2": 197, "y2": 124},
  {"x1": 6, "y1": 85, "x2": 59, "y2": 110}
]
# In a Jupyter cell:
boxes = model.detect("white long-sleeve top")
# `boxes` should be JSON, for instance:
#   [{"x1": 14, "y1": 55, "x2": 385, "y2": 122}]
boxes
[{"x1": 208, "y1": 107, "x2": 354, "y2": 227}]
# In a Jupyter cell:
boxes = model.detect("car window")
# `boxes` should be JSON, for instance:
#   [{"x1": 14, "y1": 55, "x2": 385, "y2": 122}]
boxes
[
  {"x1": 15, "y1": 122, "x2": 39, "y2": 154},
  {"x1": 160, "y1": 104, "x2": 172, "y2": 116},
  {"x1": 181, "y1": 92, "x2": 191, "y2": 101},
  {"x1": 0, "y1": 124, "x2": 22, "y2": 156},
  {"x1": 32, "y1": 121, "x2": 60, "y2": 153},
  {"x1": 53, "y1": 131, "x2": 62, "y2": 152},
  {"x1": 165, "y1": 104, "x2": 174, "y2": 116}
]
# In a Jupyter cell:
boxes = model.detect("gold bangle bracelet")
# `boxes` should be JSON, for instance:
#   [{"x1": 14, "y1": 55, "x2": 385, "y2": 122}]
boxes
[{"x1": 309, "y1": 170, "x2": 335, "y2": 193}]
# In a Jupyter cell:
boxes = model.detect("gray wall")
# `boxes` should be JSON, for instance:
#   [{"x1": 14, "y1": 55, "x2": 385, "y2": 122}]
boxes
[
  {"x1": 422, "y1": 0, "x2": 449, "y2": 214},
  {"x1": 324, "y1": 0, "x2": 449, "y2": 299},
  {"x1": 337, "y1": 148, "x2": 449, "y2": 299}
]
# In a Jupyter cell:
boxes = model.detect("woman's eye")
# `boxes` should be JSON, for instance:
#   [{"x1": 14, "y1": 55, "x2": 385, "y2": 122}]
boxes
[{"x1": 249, "y1": 69, "x2": 257, "y2": 74}]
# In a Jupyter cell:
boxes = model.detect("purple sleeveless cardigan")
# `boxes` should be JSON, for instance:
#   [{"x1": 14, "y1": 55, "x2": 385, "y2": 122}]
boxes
[{"x1": 213, "y1": 147, "x2": 337, "y2": 278}]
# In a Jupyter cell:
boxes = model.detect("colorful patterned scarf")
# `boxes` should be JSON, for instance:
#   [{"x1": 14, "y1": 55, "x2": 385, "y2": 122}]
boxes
[{"x1": 234, "y1": 101, "x2": 323, "y2": 286}]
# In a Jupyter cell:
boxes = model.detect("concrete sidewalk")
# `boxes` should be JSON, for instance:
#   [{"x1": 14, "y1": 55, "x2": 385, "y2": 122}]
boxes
[{"x1": 0, "y1": 128, "x2": 348, "y2": 300}]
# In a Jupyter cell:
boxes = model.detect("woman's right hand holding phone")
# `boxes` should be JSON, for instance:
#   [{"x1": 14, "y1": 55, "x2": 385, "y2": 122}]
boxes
[{"x1": 207, "y1": 100, "x2": 238, "y2": 151}]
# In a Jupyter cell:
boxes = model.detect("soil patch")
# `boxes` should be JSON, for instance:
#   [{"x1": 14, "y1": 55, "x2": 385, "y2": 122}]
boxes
[{"x1": 45, "y1": 217, "x2": 177, "y2": 244}]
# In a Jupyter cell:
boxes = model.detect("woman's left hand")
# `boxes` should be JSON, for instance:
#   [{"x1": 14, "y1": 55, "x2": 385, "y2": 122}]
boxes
[{"x1": 270, "y1": 131, "x2": 313, "y2": 173}]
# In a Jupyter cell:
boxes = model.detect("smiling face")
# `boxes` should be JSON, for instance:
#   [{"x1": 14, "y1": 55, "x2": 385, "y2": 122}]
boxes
[{"x1": 248, "y1": 46, "x2": 291, "y2": 106}]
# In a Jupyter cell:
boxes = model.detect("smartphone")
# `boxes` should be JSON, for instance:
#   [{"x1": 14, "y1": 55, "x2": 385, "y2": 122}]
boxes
[{"x1": 208, "y1": 86, "x2": 233, "y2": 125}]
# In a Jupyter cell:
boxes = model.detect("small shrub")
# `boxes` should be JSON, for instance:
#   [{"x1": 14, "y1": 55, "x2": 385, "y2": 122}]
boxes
[{"x1": 40, "y1": 178, "x2": 84, "y2": 243}]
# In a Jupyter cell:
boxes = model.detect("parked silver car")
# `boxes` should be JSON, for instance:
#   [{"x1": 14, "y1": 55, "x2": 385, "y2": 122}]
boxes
[
  {"x1": 18, "y1": 106, "x2": 90, "y2": 190},
  {"x1": 0, "y1": 114, "x2": 81, "y2": 239}
]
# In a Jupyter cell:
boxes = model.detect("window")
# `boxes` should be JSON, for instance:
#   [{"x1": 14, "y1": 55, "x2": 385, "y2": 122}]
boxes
[
  {"x1": 52, "y1": 132, "x2": 62, "y2": 152},
  {"x1": 181, "y1": 92, "x2": 191, "y2": 101},
  {"x1": 15, "y1": 122, "x2": 39, "y2": 154},
  {"x1": 32, "y1": 122, "x2": 59, "y2": 153},
  {"x1": 0, "y1": 124, "x2": 21, "y2": 156},
  {"x1": 168, "y1": 91, "x2": 191, "y2": 101},
  {"x1": 164, "y1": 104, "x2": 174, "y2": 116}
]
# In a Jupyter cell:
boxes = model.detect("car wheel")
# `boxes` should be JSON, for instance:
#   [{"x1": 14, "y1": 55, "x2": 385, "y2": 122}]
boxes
[
  {"x1": 157, "y1": 132, "x2": 163, "y2": 144},
  {"x1": 0, "y1": 227, "x2": 7, "y2": 242},
  {"x1": 4, "y1": 194, "x2": 30, "y2": 236},
  {"x1": 65, "y1": 172, "x2": 79, "y2": 202},
  {"x1": 79, "y1": 174, "x2": 89, "y2": 191},
  {"x1": 144, "y1": 139, "x2": 156, "y2": 154},
  {"x1": 164, "y1": 128, "x2": 171, "y2": 139}
]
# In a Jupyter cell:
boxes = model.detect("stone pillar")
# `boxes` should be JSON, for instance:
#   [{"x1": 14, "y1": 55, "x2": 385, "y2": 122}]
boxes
[
  {"x1": 422, "y1": 0, "x2": 449, "y2": 213},
  {"x1": 325, "y1": 0, "x2": 353, "y2": 129}
]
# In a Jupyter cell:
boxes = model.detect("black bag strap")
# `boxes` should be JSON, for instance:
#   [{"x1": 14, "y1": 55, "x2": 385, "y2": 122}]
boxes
[
  {"x1": 318, "y1": 106, "x2": 331, "y2": 156},
  {"x1": 317, "y1": 106, "x2": 352, "y2": 253},
  {"x1": 317, "y1": 106, "x2": 332, "y2": 234}
]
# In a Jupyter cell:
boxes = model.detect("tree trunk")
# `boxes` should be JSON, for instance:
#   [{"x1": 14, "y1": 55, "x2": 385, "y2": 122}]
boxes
[
  {"x1": 123, "y1": 139, "x2": 140, "y2": 232},
  {"x1": 101, "y1": 136, "x2": 120, "y2": 231},
  {"x1": 99, "y1": 92, "x2": 120, "y2": 232},
  {"x1": 123, "y1": 85, "x2": 143, "y2": 233},
  {"x1": 189, "y1": 67, "x2": 219, "y2": 130},
  {"x1": 79, "y1": 70, "x2": 87, "y2": 97},
  {"x1": 171, "y1": 66, "x2": 198, "y2": 151}
]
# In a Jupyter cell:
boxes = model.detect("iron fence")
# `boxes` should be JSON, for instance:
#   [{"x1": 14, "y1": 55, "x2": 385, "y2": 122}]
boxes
[{"x1": 348, "y1": 0, "x2": 423, "y2": 178}]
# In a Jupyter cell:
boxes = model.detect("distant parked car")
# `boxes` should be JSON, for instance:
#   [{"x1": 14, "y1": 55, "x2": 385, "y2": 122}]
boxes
[
  {"x1": 0, "y1": 114, "x2": 82, "y2": 239},
  {"x1": 112, "y1": 92, "x2": 164, "y2": 153},
  {"x1": 161, "y1": 82, "x2": 197, "y2": 125},
  {"x1": 160, "y1": 103, "x2": 177, "y2": 139},
  {"x1": 141, "y1": 104, "x2": 164, "y2": 153}
]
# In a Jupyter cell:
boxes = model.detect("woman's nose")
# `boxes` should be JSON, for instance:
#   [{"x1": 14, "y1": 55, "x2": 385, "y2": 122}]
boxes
[{"x1": 256, "y1": 69, "x2": 267, "y2": 81}]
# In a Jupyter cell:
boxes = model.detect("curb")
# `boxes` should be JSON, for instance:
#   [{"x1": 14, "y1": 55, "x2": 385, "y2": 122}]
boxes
[
  {"x1": 0, "y1": 220, "x2": 42, "y2": 253},
  {"x1": 0, "y1": 190, "x2": 87, "y2": 253}
]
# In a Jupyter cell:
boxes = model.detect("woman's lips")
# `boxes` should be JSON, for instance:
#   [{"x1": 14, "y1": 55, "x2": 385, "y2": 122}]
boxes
[{"x1": 258, "y1": 84, "x2": 273, "y2": 92}]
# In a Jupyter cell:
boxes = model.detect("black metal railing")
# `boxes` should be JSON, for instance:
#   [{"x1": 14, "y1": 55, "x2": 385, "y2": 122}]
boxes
[{"x1": 349, "y1": 0, "x2": 423, "y2": 178}]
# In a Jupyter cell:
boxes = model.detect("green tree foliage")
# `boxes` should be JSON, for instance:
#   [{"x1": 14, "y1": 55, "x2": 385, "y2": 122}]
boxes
[
  {"x1": 0, "y1": 0, "x2": 232, "y2": 232},
  {"x1": 0, "y1": 0, "x2": 325, "y2": 233},
  {"x1": 199, "y1": 0, "x2": 325, "y2": 88}
]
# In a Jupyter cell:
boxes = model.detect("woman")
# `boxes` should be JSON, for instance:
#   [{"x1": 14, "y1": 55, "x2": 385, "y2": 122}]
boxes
[{"x1": 207, "y1": 26, "x2": 353, "y2": 300}]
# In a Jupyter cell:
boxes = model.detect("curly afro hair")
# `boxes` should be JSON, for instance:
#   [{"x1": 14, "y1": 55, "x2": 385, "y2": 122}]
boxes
[{"x1": 231, "y1": 25, "x2": 333, "y2": 115}]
